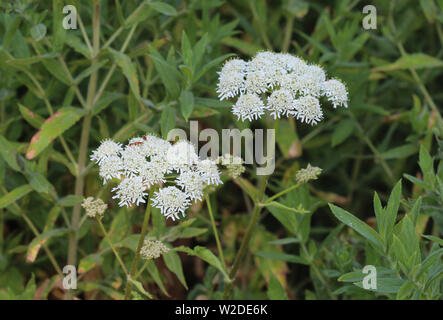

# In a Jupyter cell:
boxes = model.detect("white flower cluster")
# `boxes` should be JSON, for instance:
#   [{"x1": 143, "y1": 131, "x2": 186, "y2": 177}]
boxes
[
  {"x1": 91, "y1": 136, "x2": 223, "y2": 221},
  {"x1": 216, "y1": 51, "x2": 349, "y2": 125}
]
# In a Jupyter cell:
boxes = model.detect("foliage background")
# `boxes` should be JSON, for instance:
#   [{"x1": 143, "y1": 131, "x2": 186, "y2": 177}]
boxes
[{"x1": 0, "y1": 0, "x2": 441, "y2": 300}]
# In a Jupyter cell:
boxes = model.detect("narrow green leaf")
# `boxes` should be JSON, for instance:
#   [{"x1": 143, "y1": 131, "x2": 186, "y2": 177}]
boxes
[
  {"x1": 26, "y1": 228, "x2": 68, "y2": 262},
  {"x1": 147, "y1": 2, "x2": 177, "y2": 16},
  {"x1": 175, "y1": 246, "x2": 230, "y2": 281},
  {"x1": 179, "y1": 90, "x2": 194, "y2": 121},
  {"x1": 0, "y1": 136, "x2": 21, "y2": 171},
  {"x1": 254, "y1": 251, "x2": 309, "y2": 265},
  {"x1": 18, "y1": 104, "x2": 44, "y2": 129},
  {"x1": 374, "y1": 53, "x2": 443, "y2": 71},
  {"x1": 329, "y1": 204, "x2": 384, "y2": 251},
  {"x1": 267, "y1": 273, "x2": 288, "y2": 300},
  {"x1": 331, "y1": 119, "x2": 354, "y2": 147},
  {"x1": 0, "y1": 185, "x2": 33, "y2": 209},
  {"x1": 128, "y1": 278, "x2": 153, "y2": 299},
  {"x1": 163, "y1": 250, "x2": 188, "y2": 289},
  {"x1": 26, "y1": 107, "x2": 85, "y2": 159},
  {"x1": 161, "y1": 106, "x2": 176, "y2": 139},
  {"x1": 110, "y1": 49, "x2": 141, "y2": 100}
]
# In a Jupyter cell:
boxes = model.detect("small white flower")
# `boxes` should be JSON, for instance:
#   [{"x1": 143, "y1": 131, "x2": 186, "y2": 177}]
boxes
[
  {"x1": 306, "y1": 65, "x2": 327, "y2": 82},
  {"x1": 121, "y1": 145, "x2": 148, "y2": 177},
  {"x1": 139, "y1": 159, "x2": 168, "y2": 187},
  {"x1": 166, "y1": 141, "x2": 199, "y2": 172},
  {"x1": 291, "y1": 96, "x2": 323, "y2": 125},
  {"x1": 196, "y1": 159, "x2": 223, "y2": 185},
  {"x1": 266, "y1": 89, "x2": 295, "y2": 119},
  {"x1": 276, "y1": 53, "x2": 307, "y2": 74},
  {"x1": 82, "y1": 197, "x2": 107, "y2": 219},
  {"x1": 99, "y1": 155, "x2": 123, "y2": 183},
  {"x1": 111, "y1": 176, "x2": 148, "y2": 207},
  {"x1": 295, "y1": 73, "x2": 323, "y2": 97},
  {"x1": 216, "y1": 58, "x2": 247, "y2": 100},
  {"x1": 232, "y1": 93, "x2": 265, "y2": 121},
  {"x1": 140, "y1": 239, "x2": 170, "y2": 260},
  {"x1": 245, "y1": 70, "x2": 269, "y2": 95},
  {"x1": 142, "y1": 134, "x2": 171, "y2": 157},
  {"x1": 90, "y1": 139, "x2": 122, "y2": 164},
  {"x1": 152, "y1": 186, "x2": 191, "y2": 221},
  {"x1": 176, "y1": 170, "x2": 206, "y2": 201},
  {"x1": 321, "y1": 79, "x2": 349, "y2": 108}
]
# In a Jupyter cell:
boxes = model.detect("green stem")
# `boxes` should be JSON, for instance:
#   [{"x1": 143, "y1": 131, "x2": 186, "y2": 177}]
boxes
[
  {"x1": 66, "y1": 0, "x2": 101, "y2": 300},
  {"x1": 264, "y1": 182, "x2": 302, "y2": 204},
  {"x1": 205, "y1": 193, "x2": 227, "y2": 272},
  {"x1": 282, "y1": 16, "x2": 294, "y2": 52},
  {"x1": 223, "y1": 174, "x2": 269, "y2": 299},
  {"x1": 96, "y1": 218, "x2": 128, "y2": 275},
  {"x1": 124, "y1": 187, "x2": 155, "y2": 300}
]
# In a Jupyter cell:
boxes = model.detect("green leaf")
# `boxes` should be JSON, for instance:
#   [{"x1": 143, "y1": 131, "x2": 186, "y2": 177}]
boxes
[
  {"x1": 74, "y1": 60, "x2": 108, "y2": 84},
  {"x1": 41, "y1": 59, "x2": 71, "y2": 85},
  {"x1": 57, "y1": 195, "x2": 84, "y2": 207},
  {"x1": 329, "y1": 204, "x2": 384, "y2": 251},
  {"x1": 65, "y1": 34, "x2": 91, "y2": 58},
  {"x1": 175, "y1": 246, "x2": 230, "y2": 281},
  {"x1": 161, "y1": 106, "x2": 176, "y2": 139},
  {"x1": 422, "y1": 235, "x2": 443, "y2": 246},
  {"x1": 181, "y1": 31, "x2": 193, "y2": 68},
  {"x1": 128, "y1": 278, "x2": 153, "y2": 299},
  {"x1": 380, "y1": 144, "x2": 417, "y2": 159},
  {"x1": 179, "y1": 90, "x2": 194, "y2": 121},
  {"x1": 163, "y1": 249, "x2": 188, "y2": 289},
  {"x1": 0, "y1": 136, "x2": 21, "y2": 171},
  {"x1": 254, "y1": 251, "x2": 309, "y2": 265},
  {"x1": 18, "y1": 104, "x2": 44, "y2": 129},
  {"x1": 148, "y1": 2, "x2": 177, "y2": 16},
  {"x1": 26, "y1": 107, "x2": 85, "y2": 159},
  {"x1": 26, "y1": 228, "x2": 68, "y2": 263},
  {"x1": 374, "y1": 53, "x2": 443, "y2": 72},
  {"x1": 110, "y1": 49, "x2": 141, "y2": 100},
  {"x1": 0, "y1": 185, "x2": 33, "y2": 209},
  {"x1": 267, "y1": 273, "x2": 288, "y2": 300},
  {"x1": 43, "y1": 206, "x2": 61, "y2": 232},
  {"x1": 93, "y1": 91, "x2": 125, "y2": 115},
  {"x1": 384, "y1": 180, "x2": 402, "y2": 241},
  {"x1": 78, "y1": 253, "x2": 103, "y2": 274},
  {"x1": 263, "y1": 201, "x2": 310, "y2": 214},
  {"x1": 52, "y1": 0, "x2": 66, "y2": 52},
  {"x1": 419, "y1": 145, "x2": 435, "y2": 186},
  {"x1": 396, "y1": 281, "x2": 415, "y2": 300},
  {"x1": 149, "y1": 50, "x2": 180, "y2": 98},
  {"x1": 331, "y1": 119, "x2": 354, "y2": 147},
  {"x1": 30, "y1": 24, "x2": 47, "y2": 41},
  {"x1": 5, "y1": 53, "x2": 58, "y2": 66},
  {"x1": 194, "y1": 53, "x2": 234, "y2": 82},
  {"x1": 373, "y1": 192, "x2": 384, "y2": 233}
]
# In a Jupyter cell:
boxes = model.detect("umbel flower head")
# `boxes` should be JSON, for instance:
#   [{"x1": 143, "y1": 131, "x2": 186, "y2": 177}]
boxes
[
  {"x1": 296, "y1": 164, "x2": 322, "y2": 183},
  {"x1": 82, "y1": 197, "x2": 107, "y2": 219},
  {"x1": 90, "y1": 135, "x2": 223, "y2": 221},
  {"x1": 140, "y1": 239, "x2": 170, "y2": 260},
  {"x1": 217, "y1": 51, "x2": 349, "y2": 125}
]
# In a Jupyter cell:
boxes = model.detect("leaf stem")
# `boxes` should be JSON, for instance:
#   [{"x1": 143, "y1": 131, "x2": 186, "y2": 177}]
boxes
[
  {"x1": 205, "y1": 192, "x2": 227, "y2": 272},
  {"x1": 124, "y1": 187, "x2": 156, "y2": 300},
  {"x1": 264, "y1": 182, "x2": 302, "y2": 204},
  {"x1": 96, "y1": 218, "x2": 128, "y2": 275},
  {"x1": 66, "y1": 0, "x2": 101, "y2": 300}
]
